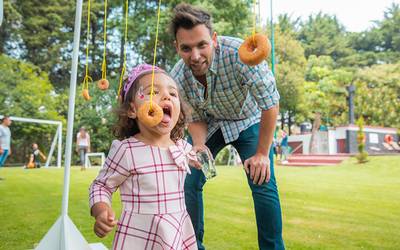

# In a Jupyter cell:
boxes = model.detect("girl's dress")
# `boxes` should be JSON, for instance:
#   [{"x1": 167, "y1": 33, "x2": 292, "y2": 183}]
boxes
[{"x1": 89, "y1": 137, "x2": 197, "y2": 250}]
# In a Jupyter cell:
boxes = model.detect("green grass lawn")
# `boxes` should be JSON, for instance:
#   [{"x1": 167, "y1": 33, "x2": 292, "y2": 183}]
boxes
[{"x1": 1, "y1": 156, "x2": 400, "y2": 250}]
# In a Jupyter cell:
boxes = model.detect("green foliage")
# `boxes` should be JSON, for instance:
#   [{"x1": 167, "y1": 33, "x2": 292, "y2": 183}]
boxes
[
  {"x1": 298, "y1": 13, "x2": 352, "y2": 61},
  {"x1": 299, "y1": 56, "x2": 351, "y2": 126},
  {"x1": 272, "y1": 26, "x2": 306, "y2": 129},
  {"x1": 0, "y1": 54, "x2": 65, "y2": 164},
  {"x1": 353, "y1": 63, "x2": 400, "y2": 128},
  {"x1": 356, "y1": 117, "x2": 368, "y2": 163}
]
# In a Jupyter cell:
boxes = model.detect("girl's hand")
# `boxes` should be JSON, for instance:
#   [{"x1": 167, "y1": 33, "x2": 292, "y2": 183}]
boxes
[{"x1": 93, "y1": 204, "x2": 117, "y2": 238}]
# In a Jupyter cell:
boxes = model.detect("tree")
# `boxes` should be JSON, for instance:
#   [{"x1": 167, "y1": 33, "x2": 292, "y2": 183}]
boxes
[
  {"x1": 273, "y1": 26, "x2": 306, "y2": 133},
  {"x1": 0, "y1": 54, "x2": 65, "y2": 164},
  {"x1": 300, "y1": 55, "x2": 352, "y2": 127},
  {"x1": 298, "y1": 13, "x2": 352, "y2": 61},
  {"x1": 353, "y1": 63, "x2": 400, "y2": 128}
]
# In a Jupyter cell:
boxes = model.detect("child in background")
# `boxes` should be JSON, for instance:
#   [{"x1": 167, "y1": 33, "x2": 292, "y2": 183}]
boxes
[
  {"x1": 27, "y1": 143, "x2": 46, "y2": 168},
  {"x1": 89, "y1": 64, "x2": 199, "y2": 250}
]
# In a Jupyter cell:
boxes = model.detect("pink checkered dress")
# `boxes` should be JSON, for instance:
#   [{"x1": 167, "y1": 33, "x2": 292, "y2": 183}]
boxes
[{"x1": 89, "y1": 137, "x2": 197, "y2": 250}]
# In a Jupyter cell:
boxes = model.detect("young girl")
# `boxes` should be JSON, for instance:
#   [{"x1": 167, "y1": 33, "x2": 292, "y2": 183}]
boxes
[{"x1": 89, "y1": 64, "x2": 198, "y2": 250}]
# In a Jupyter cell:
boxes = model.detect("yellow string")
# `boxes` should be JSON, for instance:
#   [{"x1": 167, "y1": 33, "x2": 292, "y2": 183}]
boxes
[
  {"x1": 117, "y1": 0, "x2": 129, "y2": 97},
  {"x1": 101, "y1": 0, "x2": 108, "y2": 80},
  {"x1": 82, "y1": 0, "x2": 92, "y2": 91},
  {"x1": 252, "y1": 0, "x2": 257, "y2": 44},
  {"x1": 149, "y1": 0, "x2": 162, "y2": 110}
]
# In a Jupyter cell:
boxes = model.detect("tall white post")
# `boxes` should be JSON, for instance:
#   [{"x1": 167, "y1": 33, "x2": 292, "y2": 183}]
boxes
[
  {"x1": 35, "y1": 0, "x2": 107, "y2": 249},
  {"x1": 61, "y1": 0, "x2": 83, "y2": 217},
  {"x1": 0, "y1": 0, "x2": 3, "y2": 26},
  {"x1": 58, "y1": 124, "x2": 62, "y2": 168}
]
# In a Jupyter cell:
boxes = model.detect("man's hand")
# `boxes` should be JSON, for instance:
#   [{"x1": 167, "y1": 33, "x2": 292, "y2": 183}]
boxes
[
  {"x1": 92, "y1": 203, "x2": 117, "y2": 238},
  {"x1": 244, "y1": 152, "x2": 271, "y2": 185},
  {"x1": 0, "y1": 148, "x2": 3, "y2": 155}
]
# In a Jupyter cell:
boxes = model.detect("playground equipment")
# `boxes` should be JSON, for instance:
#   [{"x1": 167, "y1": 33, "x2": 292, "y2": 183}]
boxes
[
  {"x1": 84, "y1": 152, "x2": 105, "y2": 168},
  {"x1": 0, "y1": 115, "x2": 62, "y2": 168}
]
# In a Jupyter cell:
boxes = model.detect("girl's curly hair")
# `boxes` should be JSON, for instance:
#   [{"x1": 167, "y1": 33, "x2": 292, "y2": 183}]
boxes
[{"x1": 113, "y1": 72, "x2": 188, "y2": 142}]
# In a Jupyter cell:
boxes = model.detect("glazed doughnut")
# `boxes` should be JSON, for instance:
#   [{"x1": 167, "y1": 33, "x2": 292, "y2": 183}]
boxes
[
  {"x1": 82, "y1": 89, "x2": 91, "y2": 101},
  {"x1": 137, "y1": 101, "x2": 163, "y2": 127},
  {"x1": 98, "y1": 78, "x2": 109, "y2": 90},
  {"x1": 238, "y1": 34, "x2": 271, "y2": 66}
]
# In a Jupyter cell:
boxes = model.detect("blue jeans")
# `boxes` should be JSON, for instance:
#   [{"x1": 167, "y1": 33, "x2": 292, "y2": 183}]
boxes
[
  {"x1": 185, "y1": 123, "x2": 285, "y2": 250},
  {"x1": 0, "y1": 149, "x2": 9, "y2": 167},
  {"x1": 79, "y1": 146, "x2": 88, "y2": 166}
]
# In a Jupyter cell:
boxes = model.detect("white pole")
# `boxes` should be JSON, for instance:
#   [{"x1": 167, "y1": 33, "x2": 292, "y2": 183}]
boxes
[
  {"x1": 45, "y1": 128, "x2": 59, "y2": 167},
  {"x1": 61, "y1": 0, "x2": 83, "y2": 217},
  {"x1": 57, "y1": 124, "x2": 62, "y2": 168},
  {"x1": 0, "y1": 0, "x2": 3, "y2": 27}
]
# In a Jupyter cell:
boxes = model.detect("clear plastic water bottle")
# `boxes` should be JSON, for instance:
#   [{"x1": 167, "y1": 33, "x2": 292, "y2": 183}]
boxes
[{"x1": 197, "y1": 150, "x2": 217, "y2": 180}]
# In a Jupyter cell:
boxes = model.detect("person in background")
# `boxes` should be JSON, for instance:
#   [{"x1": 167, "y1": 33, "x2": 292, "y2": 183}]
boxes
[
  {"x1": 27, "y1": 143, "x2": 46, "y2": 168},
  {"x1": 76, "y1": 127, "x2": 91, "y2": 167},
  {"x1": 280, "y1": 129, "x2": 289, "y2": 163},
  {"x1": 0, "y1": 116, "x2": 12, "y2": 168}
]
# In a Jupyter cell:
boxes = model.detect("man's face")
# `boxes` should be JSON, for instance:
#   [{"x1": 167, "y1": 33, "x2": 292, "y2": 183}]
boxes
[{"x1": 175, "y1": 24, "x2": 217, "y2": 77}]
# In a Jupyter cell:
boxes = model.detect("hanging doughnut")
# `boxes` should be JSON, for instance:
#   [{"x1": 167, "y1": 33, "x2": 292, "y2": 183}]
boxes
[
  {"x1": 137, "y1": 101, "x2": 163, "y2": 127},
  {"x1": 97, "y1": 78, "x2": 109, "y2": 90},
  {"x1": 238, "y1": 33, "x2": 271, "y2": 66},
  {"x1": 82, "y1": 89, "x2": 91, "y2": 101}
]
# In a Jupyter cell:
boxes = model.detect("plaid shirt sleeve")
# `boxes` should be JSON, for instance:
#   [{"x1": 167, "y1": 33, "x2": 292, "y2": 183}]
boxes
[
  {"x1": 89, "y1": 140, "x2": 131, "y2": 208},
  {"x1": 237, "y1": 61, "x2": 280, "y2": 110}
]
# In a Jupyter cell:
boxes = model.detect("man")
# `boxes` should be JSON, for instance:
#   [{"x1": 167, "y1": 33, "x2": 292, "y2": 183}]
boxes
[
  {"x1": 169, "y1": 3, "x2": 284, "y2": 250},
  {"x1": 0, "y1": 116, "x2": 12, "y2": 167}
]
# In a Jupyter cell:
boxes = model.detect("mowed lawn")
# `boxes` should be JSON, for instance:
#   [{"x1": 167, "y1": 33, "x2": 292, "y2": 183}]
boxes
[{"x1": 0, "y1": 156, "x2": 399, "y2": 250}]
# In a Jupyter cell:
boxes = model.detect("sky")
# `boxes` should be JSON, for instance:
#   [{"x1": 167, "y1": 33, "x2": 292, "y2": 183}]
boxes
[{"x1": 259, "y1": 0, "x2": 399, "y2": 32}]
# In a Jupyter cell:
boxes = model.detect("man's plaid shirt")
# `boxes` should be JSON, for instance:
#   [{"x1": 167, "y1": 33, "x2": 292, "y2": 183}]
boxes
[{"x1": 170, "y1": 36, "x2": 280, "y2": 144}]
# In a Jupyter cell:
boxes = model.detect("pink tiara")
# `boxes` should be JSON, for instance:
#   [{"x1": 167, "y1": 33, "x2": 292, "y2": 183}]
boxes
[{"x1": 122, "y1": 64, "x2": 165, "y2": 101}]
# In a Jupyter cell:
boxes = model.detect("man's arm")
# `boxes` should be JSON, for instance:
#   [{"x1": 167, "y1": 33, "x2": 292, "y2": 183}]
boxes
[
  {"x1": 239, "y1": 62, "x2": 280, "y2": 185},
  {"x1": 244, "y1": 105, "x2": 278, "y2": 185},
  {"x1": 188, "y1": 121, "x2": 208, "y2": 151},
  {"x1": 257, "y1": 105, "x2": 279, "y2": 156}
]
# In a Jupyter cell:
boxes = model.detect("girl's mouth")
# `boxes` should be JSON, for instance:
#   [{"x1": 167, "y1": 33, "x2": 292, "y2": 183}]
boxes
[{"x1": 161, "y1": 105, "x2": 172, "y2": 124}]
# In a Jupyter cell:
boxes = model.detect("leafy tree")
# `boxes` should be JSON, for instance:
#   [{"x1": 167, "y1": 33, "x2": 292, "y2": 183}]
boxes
[
  {"x1": 0, "y1": 54, "x2": 65, "y2": 164},
  {"x1": 356, "y1": 116, "x2": 368, "y2": 163},
  {"x1": 298, "y1": 13, "x2": 352, "y2": 61},
  {"x1": 300, "y1": 56, "x2": 352, "y2": 127},
  {"x1": 273, "y1": 26, "x2": 306, "y2": 133},
  {"x1": 353, "y1": 63, "x2": 400, "y2": 128}
]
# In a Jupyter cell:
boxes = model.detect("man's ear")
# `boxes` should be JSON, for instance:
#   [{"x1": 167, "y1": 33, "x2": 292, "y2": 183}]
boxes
[{"x1": 212, "y1": 32, "x2": 218, "y2": 48}]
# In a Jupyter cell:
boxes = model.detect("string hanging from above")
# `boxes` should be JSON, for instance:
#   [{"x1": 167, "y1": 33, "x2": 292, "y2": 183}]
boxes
[
  {"x1": 98, "y1": 0, "x2": 110, "y2": 90},
  {"x1": 238, "y1": 0, "x2": 271, "y2": 66},
  {"x1": 136, "y1": 0, "x2": 164, "y2": 128},
  {"x1": 117, "y1": 0, "x2": 129, "y2": 100},
  {"x1": 82, "y1": 0, "x2": 93, "y2": 101}
]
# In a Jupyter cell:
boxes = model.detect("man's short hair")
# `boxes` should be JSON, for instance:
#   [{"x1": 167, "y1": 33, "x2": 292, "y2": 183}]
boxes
[{"x1": 169, "y1": 3, "x2": 213, "y2": 38}]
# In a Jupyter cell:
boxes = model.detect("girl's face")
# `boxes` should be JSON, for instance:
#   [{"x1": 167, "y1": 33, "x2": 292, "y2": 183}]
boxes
[{"x1": 130, "y1": 73, "x2": 181, "y2": 136}]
